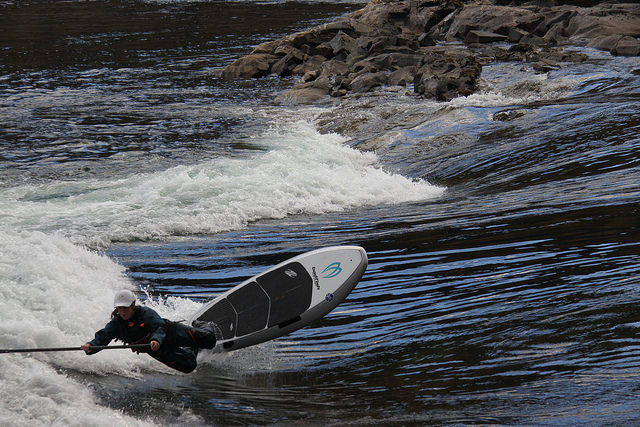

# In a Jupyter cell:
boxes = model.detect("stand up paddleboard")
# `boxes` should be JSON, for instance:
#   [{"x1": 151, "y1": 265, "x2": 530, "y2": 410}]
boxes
[{"x1": 189, "y1": 246, "x2": 367, "y2": 352}]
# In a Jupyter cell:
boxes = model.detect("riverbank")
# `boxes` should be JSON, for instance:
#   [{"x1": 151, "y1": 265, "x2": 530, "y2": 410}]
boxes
[{"x1": 219, "y1": 0, "x2": 640, "y2": 102}]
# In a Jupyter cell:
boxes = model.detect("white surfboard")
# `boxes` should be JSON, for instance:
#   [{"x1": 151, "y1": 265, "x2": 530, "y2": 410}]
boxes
[{"x1": 189, "y1": 246, "x2": 367, "y2": 352}]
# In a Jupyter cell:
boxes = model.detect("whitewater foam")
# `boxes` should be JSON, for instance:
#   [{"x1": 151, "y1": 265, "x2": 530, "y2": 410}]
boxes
[
  {"x1": 1, "y1": 120, "x2": 444, "y2": 248},
  {"x1": 0, "y1": 231, "x2": 195, "y2": 425}
]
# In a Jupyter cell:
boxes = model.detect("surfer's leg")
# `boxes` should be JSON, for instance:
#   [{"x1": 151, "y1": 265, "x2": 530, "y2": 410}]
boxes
[
  {"x1": 179, "y1": 321, "x2": 218, "y2": 349},
  {"x1": 149, "y1": 347, "x2": 198, "y2": 373},
  {"x1": 163, "y1": 320, "x2": 216, "y2": 350}
]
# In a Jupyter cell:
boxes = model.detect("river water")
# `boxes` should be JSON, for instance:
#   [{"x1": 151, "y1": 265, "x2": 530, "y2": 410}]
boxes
[{"x1": 1, "y1": 1, "x2": 639, "y2": 425}]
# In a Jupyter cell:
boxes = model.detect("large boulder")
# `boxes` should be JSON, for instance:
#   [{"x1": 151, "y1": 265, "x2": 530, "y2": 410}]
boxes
[
  {"x1": 414, "y1": 47, "x2": 482, "y2": 101},
  {"x1": 439, "y1": 4, "x2": 542, "y2": 41},
  {"x1": 349, "y1": 71, "x2": 389, "y2": 93},
  {"x1": 589, "y1": 34, "x2": 640, "y2": 56},
  {"x1": 613, "y1": 36, "x2": 640, "y2": 56},
  {"x1": 221, "y1": 54, "x2": 275, "y2": 79}
]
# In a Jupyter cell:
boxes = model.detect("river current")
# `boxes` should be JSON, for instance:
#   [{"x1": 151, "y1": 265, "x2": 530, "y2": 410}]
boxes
[{"x1": 1, "y1": 1, "x2": 639, "y2": 425}]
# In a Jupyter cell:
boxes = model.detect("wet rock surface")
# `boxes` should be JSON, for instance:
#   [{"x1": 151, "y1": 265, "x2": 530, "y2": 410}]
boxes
[{"x1": 219, "y1": 1, "x2": 640, "y2": 102}]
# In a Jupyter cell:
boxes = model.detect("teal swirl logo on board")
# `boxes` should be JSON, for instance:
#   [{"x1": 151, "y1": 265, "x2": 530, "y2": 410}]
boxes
[{"x1": 321, "y1": 262, "x2": 342, "y2": 278}]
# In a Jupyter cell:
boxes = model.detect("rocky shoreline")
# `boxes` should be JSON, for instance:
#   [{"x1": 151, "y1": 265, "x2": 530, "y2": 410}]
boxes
[{"x1": 219, "y1": 1, "x2": 640, "y2": 102}]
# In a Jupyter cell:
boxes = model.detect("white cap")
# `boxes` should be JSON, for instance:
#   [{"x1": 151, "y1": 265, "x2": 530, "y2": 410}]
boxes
[{"x1": 113, "y1": 289, "x2": 136, "y2": 308}]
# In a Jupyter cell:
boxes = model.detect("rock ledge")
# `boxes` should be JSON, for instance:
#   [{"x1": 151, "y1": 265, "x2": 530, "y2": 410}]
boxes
[{"x1": 220, "y1": 1, "x2": 640, "y2": 102}]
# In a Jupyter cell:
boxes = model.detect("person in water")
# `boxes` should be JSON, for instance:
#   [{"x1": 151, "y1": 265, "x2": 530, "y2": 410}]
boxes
[{"x1": 81, "y1": 289, "x2": 217, "y2": 373}]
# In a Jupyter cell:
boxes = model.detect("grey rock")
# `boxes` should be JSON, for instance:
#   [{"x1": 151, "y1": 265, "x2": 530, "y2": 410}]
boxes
[
  {"x1": 220, "y1": 0, "x2": 640, "y2": 101},
  {"x1": 350, "y1": 71, "x2": 389, "y2": 93}
]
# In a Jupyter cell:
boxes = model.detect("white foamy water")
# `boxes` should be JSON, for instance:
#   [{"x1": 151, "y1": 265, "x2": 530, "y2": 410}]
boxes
[
  {"x1": 0, "y1": 355, "x2": 157, "y2": 427},
  {"x1": 0, "y1": 231, "x2": 170, "y2": 425},
  {"x1": 1, "y1": 121, "x2": 443, "y2": 248}
]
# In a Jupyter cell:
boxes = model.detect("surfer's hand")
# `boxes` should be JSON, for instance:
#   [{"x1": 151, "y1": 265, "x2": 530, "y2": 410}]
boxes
[
  {"x1": 81, "y1": 343, "x2": 91, "y2": 354},
  {"x1": 150, "y1": 340, "x2": 160, "y2": 352}
]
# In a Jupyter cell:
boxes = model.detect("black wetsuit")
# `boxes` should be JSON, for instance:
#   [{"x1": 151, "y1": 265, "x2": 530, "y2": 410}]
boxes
[{"x1": 87, "y1": 306, "x2": 214, "y2": 373}]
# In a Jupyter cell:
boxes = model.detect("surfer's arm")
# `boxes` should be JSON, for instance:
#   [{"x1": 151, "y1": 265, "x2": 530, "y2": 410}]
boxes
[{"x1": 84, "y1": 319, "x2": 119, "y2": 354}]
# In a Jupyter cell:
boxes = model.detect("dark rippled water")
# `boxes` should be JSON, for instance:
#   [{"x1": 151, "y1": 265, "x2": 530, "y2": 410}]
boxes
[{"x1": 1, "y1": 1, "x2": 639, "y2": 426}]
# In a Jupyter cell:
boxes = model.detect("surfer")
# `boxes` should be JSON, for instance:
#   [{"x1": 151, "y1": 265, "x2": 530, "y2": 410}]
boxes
[{"x1": 81, "y1": 289, "x2": 217, "y2": 373}]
